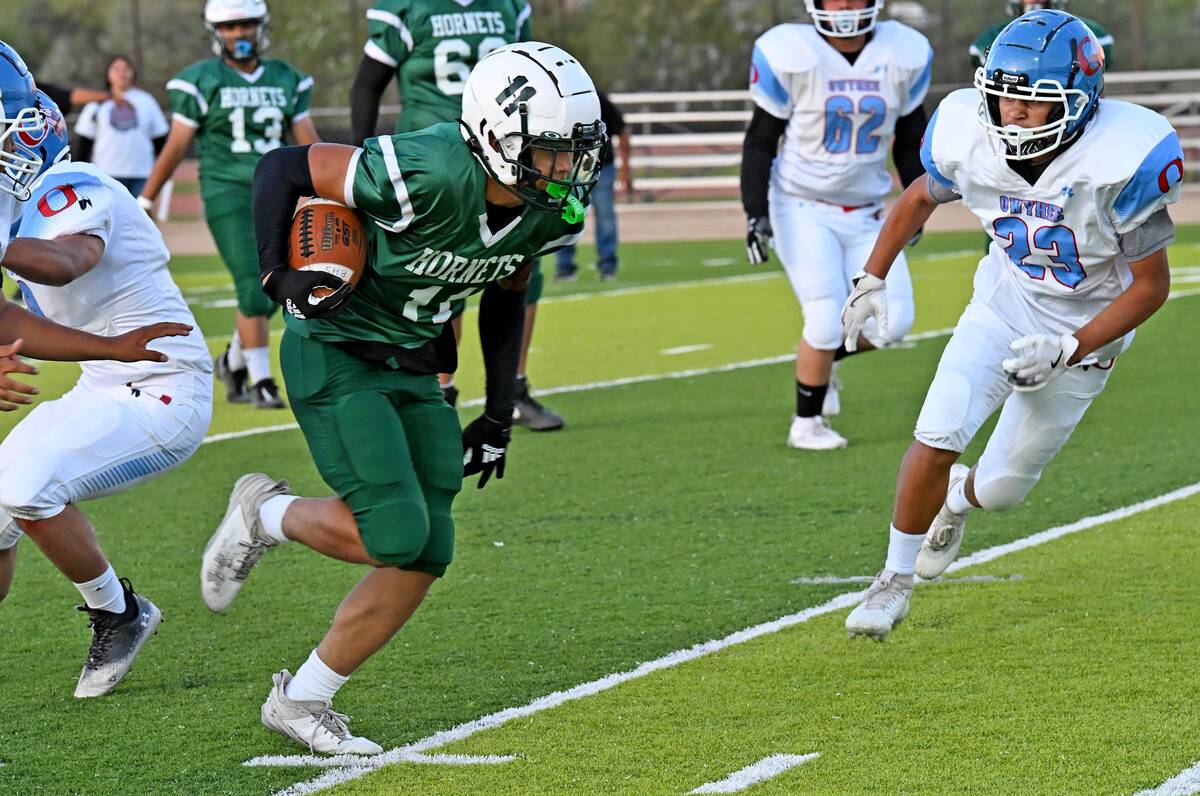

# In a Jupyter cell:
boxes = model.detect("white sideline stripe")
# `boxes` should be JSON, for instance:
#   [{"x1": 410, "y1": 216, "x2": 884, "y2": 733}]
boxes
[
  {"x1": 202, "y1": 424, "x2": 298, "y2": 445},
  {"x1": 792, "y1": 574, "x2": 1024, "y2": 585},
  {"x1": 257, "y1": 480, "x2": 1200, "y2": 794},
  {"x1": 661, "y1": 344, "x2": 713, "y2": 355},
  {"x1": 689, "y1": 753, "x2": 820, "y2": 794},
  {"x1": 249, "y1": 751, "x2": 514, "y2": 769},
  {"x1": 1135, "y1": 760, "x2": 1200, "y2": 796}
]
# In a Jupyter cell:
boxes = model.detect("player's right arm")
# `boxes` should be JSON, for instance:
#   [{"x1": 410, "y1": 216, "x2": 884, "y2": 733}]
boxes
[
  {"x1": 740, "y1": 31, "x2": 795, "y2": 265},
  {"x1": 139, "y1": 119, "x2": 197, "y2": 209},
  {"x1": 253, "y1": 144, "x2": 362, "y2": 317}
]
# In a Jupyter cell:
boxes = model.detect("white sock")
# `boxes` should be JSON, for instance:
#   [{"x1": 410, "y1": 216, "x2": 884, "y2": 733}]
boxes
[
  {"x1": 884, "y1": 525, "x2": 925, "y2": 576},
  {"x1": 946, "y1": 474, "x2": 975, "y2": 515},
  {"x1": 228, "y1": 330, "x2": 246, "y2": 371},
  {"x1": 286, "y1": 649, "x2": 349, "y2": 704},
  {"x1": 259, "y1": 495, "x2": 298, "y2": 544},
  {"x1": 244, "y1": 347, "x2": 271, "y2": 385},
  {"x1": 75, "y1": 565, "x2": 126, "y2": 614}
]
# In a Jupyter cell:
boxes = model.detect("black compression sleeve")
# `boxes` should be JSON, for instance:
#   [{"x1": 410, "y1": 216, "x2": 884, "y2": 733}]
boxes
[
  {"x1": 478, "y1": 282, "x2": 526, "y2": 422},
  {"x1": 740, "y1": 107, "x2": 788, "y2": 218},
  {"x1": 252, "y1": 145, "x2": 314, "y2": 282},
  {"x1": 152, "y1": 134, "x2": 167, "y2": 156},
  {"x1": 73, "y1": 134, "x2": 94, "y2": 163},
  {"x1": 893, "y1": 104, "x2": 928, "y2": 188},
  {"x1": 351, "y1": 55, "x2": 394, "y2": 145}
]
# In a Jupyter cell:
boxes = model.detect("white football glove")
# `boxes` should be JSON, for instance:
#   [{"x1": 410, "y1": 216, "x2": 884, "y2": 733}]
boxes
[
  {"x1": 840, "y1": 271, "x2": 888, "y2": 353},
  {"x1": 1002, "y1": 333, "x2": 1079, "y2": 392}
]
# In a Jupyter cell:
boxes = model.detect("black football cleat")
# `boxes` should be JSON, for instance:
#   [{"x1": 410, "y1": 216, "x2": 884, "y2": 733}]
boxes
[
  {"x1": 512, "y1": 377, "x2": 565, "y2": 431},
  {"x1": 214, "y1": 347, "x2": 251, "y2": 404},
  {"x1": 74, "y1": 580, "x2": 162, "y2": 698},
  {"x1": 250, "y1": 378, "x2": 286, "y2": 409}
]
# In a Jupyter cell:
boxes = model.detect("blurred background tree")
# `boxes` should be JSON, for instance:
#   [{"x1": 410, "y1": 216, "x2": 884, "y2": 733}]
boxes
[{"x1": 2, "y1": 0, "x2": 1196, "y2": 106}]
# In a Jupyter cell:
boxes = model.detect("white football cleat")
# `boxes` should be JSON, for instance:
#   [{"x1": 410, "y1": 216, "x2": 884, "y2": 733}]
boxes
[
  {"x1": 201, "y1": 473, "x2": 291, "y2": 613},
  {"x1": 915, "y1": 463, "x2": 971, "y2": 580},
  {"x1": 822, "y1": 364, "x2": 841, "y2": 417},
  {"x1": 845, "y1": 569, "x2": 913, "y2": 641},
  {"x1": 261, "y1": 670, "x2": 384, "y2": 755},
  {"x1": 787, "y1": 415, "x2": 848, "y2": 450}
]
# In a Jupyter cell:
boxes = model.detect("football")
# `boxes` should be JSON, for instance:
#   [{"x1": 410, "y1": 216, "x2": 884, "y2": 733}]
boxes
[{"x1": 288, "y1": 198, "x2": 367, "y2": 297}]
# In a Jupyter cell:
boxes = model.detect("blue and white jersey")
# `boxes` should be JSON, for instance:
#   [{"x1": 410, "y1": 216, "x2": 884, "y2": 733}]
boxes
[
  {"x1": 923, "y1": 90, "x2": 1184, "y2": 360},
  {"x1": 749, "y1": 20, "x2": 932, "y2": 207},
  {"x1": 8, "y1": 162, "x2": 211, "y2": 388}
]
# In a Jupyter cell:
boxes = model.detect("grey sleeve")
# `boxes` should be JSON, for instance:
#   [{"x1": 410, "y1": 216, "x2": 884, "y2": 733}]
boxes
[
  {"x1": 1117, "y1": 207, "x2": 1175, "y2": 261},
  {"x1": 924, "y1": 174, "x2": 961, "y2": 204}
]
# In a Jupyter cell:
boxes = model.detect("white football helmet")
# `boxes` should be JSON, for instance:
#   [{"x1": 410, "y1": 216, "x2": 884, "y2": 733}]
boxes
[
  {"x1": 204, "y1": 0, "x2": 270, "y2": 61},
  {"x1": 805, "y1": 0, "x2": 884, "y2": 37},
  {"x1": 460, "y1": 42, "x2": 607, "y2": 214}
]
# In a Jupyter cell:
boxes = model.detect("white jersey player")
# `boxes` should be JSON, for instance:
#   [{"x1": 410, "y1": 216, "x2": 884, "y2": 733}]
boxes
[
  {"x1": 843, "y1": 10, "x2": 1184, "y2": 639},
  {"x1": 740, "y1": 0, "x2": 933, "y2": 450},
  {"x1": 0, "y1": 93, "x2": 213, "y2": 697}
]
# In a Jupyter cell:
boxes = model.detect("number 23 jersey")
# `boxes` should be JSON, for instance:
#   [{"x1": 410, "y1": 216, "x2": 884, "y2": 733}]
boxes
[
  {"x1": 167, "y1": 58, "x2": 313, "y2": 188},
  {"x1": 749, "y1": 20, "x2": 933, "y2": 207},
  {"x1": 922, "y1": 89, "x2": 1185, "y2": 360}
]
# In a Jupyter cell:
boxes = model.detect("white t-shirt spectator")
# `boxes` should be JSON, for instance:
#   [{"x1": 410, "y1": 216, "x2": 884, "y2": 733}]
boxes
[{"x1": 75, "y1": 88, "x2": 169, "y2": 180}]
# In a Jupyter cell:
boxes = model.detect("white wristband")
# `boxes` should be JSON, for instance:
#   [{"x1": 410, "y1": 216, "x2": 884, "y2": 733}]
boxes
[{"x1": 137, "y1": 195, "x2": 155, "y2": 211}]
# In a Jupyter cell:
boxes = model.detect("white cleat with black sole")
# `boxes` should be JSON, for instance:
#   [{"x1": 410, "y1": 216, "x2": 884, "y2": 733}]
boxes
[
  {"x1": 787, "y1": 415, "x2": 848, "y2": 450},
  {"x1": 845, "y1": 569, "x2": 913, "y2": 641},
  {"x1": 915, "y1": 463, "x2": 971, "y2": 580},
  {"x1": 74, "y1": 580, "x2": 162, "y2": 698},
  {"x1": 261, "y1": 670, "x2": 384, "y2": 755},
  {"x1": 201, "y1": 473, "x2": 292, "y2": 613}
]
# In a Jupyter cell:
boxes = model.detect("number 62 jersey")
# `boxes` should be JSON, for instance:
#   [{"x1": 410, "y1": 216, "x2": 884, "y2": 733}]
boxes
[
  {"x1": 922, "y1": 89, "x2": 1185, "y2": 361},
  {"x1": 749, "y1": 20, "x2": 933, "y2": 207},
  {"x1": 167, "y1": 58, "x2": 313, "y2": 189}
]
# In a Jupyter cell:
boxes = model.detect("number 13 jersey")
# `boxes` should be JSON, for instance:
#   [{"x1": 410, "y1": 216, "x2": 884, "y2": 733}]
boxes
[
  {"x1": 167, "y1": 58, "x2": 314, "y2": 189},
  {"x1": 749, "y1": 20, "x2": 933, "y2": 208}
]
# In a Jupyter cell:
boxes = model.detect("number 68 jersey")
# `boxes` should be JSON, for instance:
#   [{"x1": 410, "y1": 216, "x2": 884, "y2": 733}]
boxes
[
  {"x1": 749, "y1": 20, "x2": 933, "y2": 208},
  {"x1": 167, "y1": 58, "x2": 313, "y2": 189},
  {"x1": 922, "y1": 89, "x2": 1185, "y2": 360}
]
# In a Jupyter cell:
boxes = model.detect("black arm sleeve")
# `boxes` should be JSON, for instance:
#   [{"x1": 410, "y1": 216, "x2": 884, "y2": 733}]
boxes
[
  {"x1": 252, "y1": 145, "x2": 314, "y2": 281},
  {"x1": 740, "y1": 107, "x2": 788, "y2": 218},
  {"x1": 892, "y1": 104, "x2": 928, "y2": 189},
  {"x1": 73, "y1": 134, "x2": 94, "y2": 163},
  {"x1": 477, "y1": 282, "x2": 527, "y2": 422},
  {"x1": 351, "y1": 55, "x2": 395, "y2": 145},
  {"x1": 152, "y1": 134, "x2": 167, "y2": 156}
]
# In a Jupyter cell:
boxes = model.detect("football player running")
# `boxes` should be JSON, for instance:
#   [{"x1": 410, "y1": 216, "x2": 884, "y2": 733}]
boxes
[
  {"x1": 844, "y1": 10, "x2": 1183, "y2": 639},
  {"x1": 0, "y1": 80, "x2": 213, "y2": 698},
  {"x1": 741, "y1": 0, "x2": 933, "y2": 450},
  {"x1": 971, "y1": 1, "x2": 1113, "y2": 69},
  {"x1": 351, "y1": 0, "x2": 565, "y2": 431},
  {"x1": 201, "y1": 43, "x2": 604, "y2": 753},
  {"x1": 140, "y1": 0, "x2": 320, "y2": 409}
]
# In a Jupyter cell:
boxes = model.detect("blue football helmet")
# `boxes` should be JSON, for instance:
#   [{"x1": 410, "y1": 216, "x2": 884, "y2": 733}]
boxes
[
  {"x1": 13, "y1": 90, "x2": 71, "y2": 185},
  {"x1": 0, "y1": 40, "x2": 47, "y2": 200},
  {"x1": 974, "y1": 10, "x2": 1104, "y2": 160}
]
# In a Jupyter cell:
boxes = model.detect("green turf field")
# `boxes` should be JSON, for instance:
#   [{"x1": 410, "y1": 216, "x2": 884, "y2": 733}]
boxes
[{"x1": 1, "y1": 228, "x2": 1198, "y2": 795}]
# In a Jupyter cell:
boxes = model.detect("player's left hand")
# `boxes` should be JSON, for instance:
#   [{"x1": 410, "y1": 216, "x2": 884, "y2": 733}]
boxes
[
  {"x1": 0, "y1": 339, "x2": 38, "y2": 411},
  {"x1": 462, "y1": 413, "x2": 511, "y2": 489},
  {"x1": 745, "y1": 216, "x2": 773, "y2": 265},
  {"x1": 1002, "y1": 333, "x2": 1079, "y2": 392},
  {"x1": 108, "y1": 322, "x2": 195, "y2": 363},
  {"x1": 841, "y1": 271, "x2": 888, "y2": 353}
]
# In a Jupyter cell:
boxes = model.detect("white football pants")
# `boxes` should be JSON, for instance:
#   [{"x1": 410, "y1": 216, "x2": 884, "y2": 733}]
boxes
[
  {"x1": 914, "y1": 299, "x2": 1112, "y2": 511},
  {"x1": 769, "y1": 189, "x2": 915, "y2": 350},
  {"x1": 0, "y1": 372, "x2": 212, "y2": 548}
]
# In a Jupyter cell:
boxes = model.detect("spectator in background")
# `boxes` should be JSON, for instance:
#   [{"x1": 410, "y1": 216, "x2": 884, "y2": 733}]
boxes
[
  {"x1": 74, "y1": 56, "x2": 169, "y2": 196},
  {"x1": 555, "y1": 90, "x2": 632, "y2": 282}
]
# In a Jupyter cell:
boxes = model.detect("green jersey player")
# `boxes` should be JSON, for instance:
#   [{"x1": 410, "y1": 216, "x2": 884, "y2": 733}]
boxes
[
  {"x1": 970, "y1": 0, "x2": 1113, "y2": 69},
  {"x1": 140, "y1": 0, "x2": 320, "y2": 410},
  {"x1": 199, "y1": 42, "x2": 605, "y2": 754},
  {"x1": 350, "y1": 0, "x2": 563, "y2": 432}
]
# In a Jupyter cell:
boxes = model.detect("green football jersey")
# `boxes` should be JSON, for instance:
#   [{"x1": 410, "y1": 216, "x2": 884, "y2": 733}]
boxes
[
  {"x1": 364, "y1": 0, "x2": 533, "y2": 132},
  {"x1": 288, "y1": 123, "x2": 582, "y2": 347},
  {"x1": 970, "y1": 17, "x2": 1113, "y2": 69},
  {"x1": 167, "y1": 58, "x2": 314, "y2": 189}
]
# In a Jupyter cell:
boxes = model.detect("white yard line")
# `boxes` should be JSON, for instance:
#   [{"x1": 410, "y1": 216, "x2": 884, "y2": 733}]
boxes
[
  {"x1": 661, "y1": 343, "x2": 714, "y2": 356},
  {"x1": 1134, "y1": 760, "x2": 1200, "y2": 796},
  {"x1": 249, "y1": 481, "x2": 1200, "y2": 794},
  {"x1": 689, "y1": 753, "x2": 821, "y2": 794}
]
